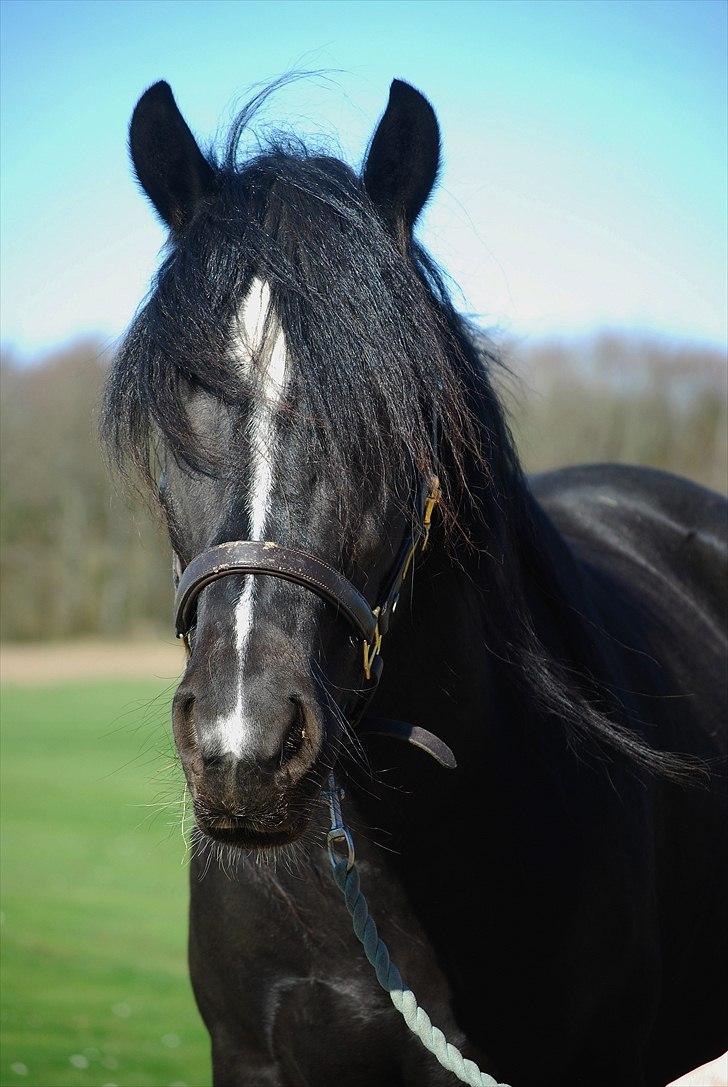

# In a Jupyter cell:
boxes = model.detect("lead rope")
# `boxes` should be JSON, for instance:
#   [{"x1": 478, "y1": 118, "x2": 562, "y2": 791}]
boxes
[{"x1": 324, "y1": 775, "x2": 511, "y2": 1087}]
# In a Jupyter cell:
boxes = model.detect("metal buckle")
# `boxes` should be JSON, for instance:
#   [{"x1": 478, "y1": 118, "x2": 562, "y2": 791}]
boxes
[
  {"x1": 362, "y1": 607, "x2": 382, "y2": 681},
  {"x1": 324, "y1": 774, "x2": 355, "y2": 870},
  {"x1": 421, "y1": 476, "x2": 441, "y2": 550}
]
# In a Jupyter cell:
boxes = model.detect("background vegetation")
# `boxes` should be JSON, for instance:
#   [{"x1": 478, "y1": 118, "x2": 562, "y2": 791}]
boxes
[
  {"x1": 1, "y1": 333, "x2": 725, "y2": 642},
  {"x1": 0, "y1": 342, "x2": 169, "y2": 642}
]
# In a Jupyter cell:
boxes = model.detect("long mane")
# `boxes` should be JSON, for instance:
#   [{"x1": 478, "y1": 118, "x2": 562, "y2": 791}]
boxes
[{"x1": 102, "y1": 90, "x2": 694, "y2": 782}]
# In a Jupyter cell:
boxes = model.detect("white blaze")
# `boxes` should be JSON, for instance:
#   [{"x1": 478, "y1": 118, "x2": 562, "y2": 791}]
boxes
[{"x1": 214, "y1": 277, "x2": 287, "y2": 756}]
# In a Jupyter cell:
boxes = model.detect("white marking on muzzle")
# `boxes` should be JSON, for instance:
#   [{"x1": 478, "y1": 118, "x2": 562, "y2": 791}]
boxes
[{"x1": 214, "y1": 277, "x2": 288, "y2": 757}]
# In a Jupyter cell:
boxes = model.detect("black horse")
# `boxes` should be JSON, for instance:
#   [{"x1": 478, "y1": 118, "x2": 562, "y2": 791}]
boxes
[{"x1": 103, "y1": 79, "x2": 727, "y2": 1087}]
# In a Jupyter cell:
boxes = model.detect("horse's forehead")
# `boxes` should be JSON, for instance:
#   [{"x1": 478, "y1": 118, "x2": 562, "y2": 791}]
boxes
[
  {"x1": 231, "y1": 276, "x2": 289, "y2": 535},
  {"x1": 231, "y1": 276, "x2": 287, "y2": 401}
]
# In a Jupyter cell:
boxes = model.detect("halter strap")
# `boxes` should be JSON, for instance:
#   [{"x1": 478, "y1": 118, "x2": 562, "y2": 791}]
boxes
[
  {"x1": 357, "y1": 717, "x2": 457, "y2": 769},
  {"x1": 174, "y1": 540, "x2": 377, "y2": 642}
]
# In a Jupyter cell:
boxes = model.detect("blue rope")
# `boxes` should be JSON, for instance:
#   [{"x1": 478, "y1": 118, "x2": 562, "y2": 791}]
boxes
[{"x1": 331, "y1": 858, "x2": 511, "y2": 1087}]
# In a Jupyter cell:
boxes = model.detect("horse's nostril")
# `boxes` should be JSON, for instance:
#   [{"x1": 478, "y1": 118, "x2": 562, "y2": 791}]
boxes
[
  {"x1": 202, "y1": 751, "x2": 231, "y2": 772},
  {"x1": 279, "y1": 698, "x2": 307, "y2": 767}
]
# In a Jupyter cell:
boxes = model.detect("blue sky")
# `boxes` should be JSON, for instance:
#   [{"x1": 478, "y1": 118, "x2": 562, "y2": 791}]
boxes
[{"x1": 1, "y1": 0, "x2": 726, "y2": 357}]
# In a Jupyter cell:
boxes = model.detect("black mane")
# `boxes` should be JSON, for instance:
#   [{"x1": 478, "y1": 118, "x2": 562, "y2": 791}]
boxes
[{"x1": 102, "y1": 95, "x2": 693, "y2": 781}]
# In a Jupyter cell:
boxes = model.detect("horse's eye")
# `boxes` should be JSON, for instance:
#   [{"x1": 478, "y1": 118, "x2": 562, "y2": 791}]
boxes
[{"x1": 186, "y1": 624, "x2": 197, "y2": 653}]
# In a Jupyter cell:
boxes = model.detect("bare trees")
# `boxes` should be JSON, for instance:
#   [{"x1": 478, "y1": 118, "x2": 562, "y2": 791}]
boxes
[
  {"x1": 0, "y1": 340, "x2": 170, "y2": 640},
  {"x1": 1, "y1": 333, "x2": 725, "y2": 640}
]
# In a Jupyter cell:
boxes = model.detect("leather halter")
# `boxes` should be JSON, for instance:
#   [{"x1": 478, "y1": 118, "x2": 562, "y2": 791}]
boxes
[{"x1": 172, "y1": 477, "x2": 456, "y2": 769}]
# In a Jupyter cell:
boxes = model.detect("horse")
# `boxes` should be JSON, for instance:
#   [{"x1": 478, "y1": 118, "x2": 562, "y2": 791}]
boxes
[{"x1": 102, "y1": 78, "x2": 727, "y2": 1087}]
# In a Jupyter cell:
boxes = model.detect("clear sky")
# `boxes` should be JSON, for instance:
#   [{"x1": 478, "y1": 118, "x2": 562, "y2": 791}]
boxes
[{"x1": 1, "y1": 0, "x2": 726, "y2": 357}]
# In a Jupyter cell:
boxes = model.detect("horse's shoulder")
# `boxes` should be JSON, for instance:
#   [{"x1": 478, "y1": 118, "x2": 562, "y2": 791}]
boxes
[{"x1": 530, "y1": 464, "x2": 727, "y2": 639}]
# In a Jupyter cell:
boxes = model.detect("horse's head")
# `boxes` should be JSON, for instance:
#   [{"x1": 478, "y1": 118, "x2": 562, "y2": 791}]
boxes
[{"x1": 106, "y1": 79, "x2": 474, "y2": 849}]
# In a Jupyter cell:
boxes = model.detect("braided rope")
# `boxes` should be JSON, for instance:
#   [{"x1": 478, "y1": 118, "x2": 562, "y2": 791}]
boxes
[{"x1": 331, "y1": 859, "x2": 511, "y2": 1087}]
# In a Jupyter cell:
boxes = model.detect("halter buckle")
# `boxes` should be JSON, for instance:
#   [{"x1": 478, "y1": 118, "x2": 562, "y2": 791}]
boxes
[
  {"x1": 362, "y1": 607, "x2": 382, "y2": 681},
  {"x1": 422, "y1": 476, "x2": 441, "y2": 550}
]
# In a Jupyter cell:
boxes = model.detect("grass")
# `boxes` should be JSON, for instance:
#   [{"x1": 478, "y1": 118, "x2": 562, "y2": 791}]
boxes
[{"x1": 0, "y1": 680, "x2": 210, "y2": 1087}]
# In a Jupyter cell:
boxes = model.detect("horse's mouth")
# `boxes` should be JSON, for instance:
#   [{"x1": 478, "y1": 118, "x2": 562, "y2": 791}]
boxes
[
  {"x1": 195, "y1": 808, "x2": 310, "y2": 850},
  {"x1": 188, "y1": 748, "x2": 328, "y2": 851}
]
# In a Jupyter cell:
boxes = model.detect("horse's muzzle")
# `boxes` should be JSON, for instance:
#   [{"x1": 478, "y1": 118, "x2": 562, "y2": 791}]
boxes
[{"x1": 172, "y1": 675, "x2": 327, "y2": 848}]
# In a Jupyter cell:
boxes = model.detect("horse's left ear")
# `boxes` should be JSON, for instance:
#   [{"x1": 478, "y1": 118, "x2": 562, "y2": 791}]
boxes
[
  {"x1": 129, "y1": 81, "x2": 215, "y2": 231},
  {"x1": 362, "y1": 79, "x2": 440, "y2": 241}
]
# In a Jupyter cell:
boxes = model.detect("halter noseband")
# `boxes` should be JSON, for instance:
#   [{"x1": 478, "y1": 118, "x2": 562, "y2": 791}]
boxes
[
  {"x1": 175, "y1": 541, "x2": 378, "y2": 647},
  {"x1": 172, "y1": 476, "x2": 456, "y2": 768}
]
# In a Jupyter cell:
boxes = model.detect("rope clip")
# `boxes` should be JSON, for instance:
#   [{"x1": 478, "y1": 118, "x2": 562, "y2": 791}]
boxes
[{"x1": 324, "y1": 773, "x2": 355, "y2": 871}]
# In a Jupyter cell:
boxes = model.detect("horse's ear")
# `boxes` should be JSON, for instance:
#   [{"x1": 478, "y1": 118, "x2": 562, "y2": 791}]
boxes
[
  {"x1": 362, "y1": 80, "x2": 440, "y2": 242},
  {"x1": 129, "y1": 81, "x2": 215, "y2": 231}
]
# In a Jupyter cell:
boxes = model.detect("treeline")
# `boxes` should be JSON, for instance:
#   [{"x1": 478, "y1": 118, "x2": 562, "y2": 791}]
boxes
[
  {"x1": 1, "y1": 333, "x2": 725, "y2": 641},
  {"x1": 1, "y1": 340, "x2": 170, "y2": 641},
  {"x1": 501, "y1": 332, "x2": 727, "y2": 492}
]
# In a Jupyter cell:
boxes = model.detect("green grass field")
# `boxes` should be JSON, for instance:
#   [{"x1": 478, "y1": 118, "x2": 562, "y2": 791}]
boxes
[{"x1": 1, "y1": 681, "x2": 210, "y2": 1087}]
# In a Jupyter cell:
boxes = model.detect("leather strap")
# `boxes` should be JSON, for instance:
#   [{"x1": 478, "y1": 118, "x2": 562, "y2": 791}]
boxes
[
  {"x1": 358, "y1": 716, "x2": 457, "y2": 769},
  {"x1": 174, "y1": 540, "x2": 378, "y2": 642}
]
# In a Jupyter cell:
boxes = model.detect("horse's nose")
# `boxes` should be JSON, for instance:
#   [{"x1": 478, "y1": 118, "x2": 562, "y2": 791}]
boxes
[
  {"x1": 199, "y1": 696, "x2": 310, "y2": 774},
  {"x1": 172, "y1": 682, "x2": 318, "y2": 798}
]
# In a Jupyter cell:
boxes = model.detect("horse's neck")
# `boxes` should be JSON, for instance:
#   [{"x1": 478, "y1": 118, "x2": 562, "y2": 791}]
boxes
[
  {"x1": 346, "y1": 485, "x2": 644, "y2": 955},
  {"x1": 369, "y1": 485, "x2": 613, "y2": 797}
]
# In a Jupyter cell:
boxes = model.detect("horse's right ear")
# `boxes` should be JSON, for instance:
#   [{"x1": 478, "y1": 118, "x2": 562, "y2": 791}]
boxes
[
  {"x1": 129, "y1": 81, "x2": 215, "y2": 231},
  {"x1": 362, "y1": 80, "x2": 440, "y2": 244}
]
